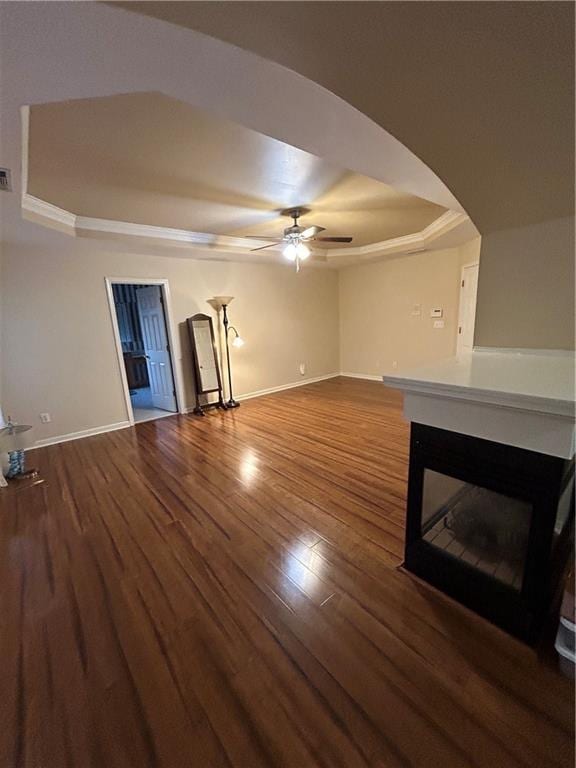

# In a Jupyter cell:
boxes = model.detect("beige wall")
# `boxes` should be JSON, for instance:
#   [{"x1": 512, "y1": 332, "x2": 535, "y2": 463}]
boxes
[
  {"x1": 0, "y1": 243, "x2": 339, "y2": 443},
  {"x1": 339, "y1": 241, "x2": 480, "y2": 377},
  {"x1": 474, "y1": 217, "x2": 574, "y2": 351}
]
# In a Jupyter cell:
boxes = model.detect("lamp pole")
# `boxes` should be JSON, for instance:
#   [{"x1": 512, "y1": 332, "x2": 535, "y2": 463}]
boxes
[{"x1": 221, "y1": 303, "x2": 239, "y2": 408}]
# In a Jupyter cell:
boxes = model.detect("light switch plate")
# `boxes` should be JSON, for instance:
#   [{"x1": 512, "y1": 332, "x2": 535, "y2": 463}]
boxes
[{"x1": 430, "y1": 308, "x2": 443, "y2": 318}]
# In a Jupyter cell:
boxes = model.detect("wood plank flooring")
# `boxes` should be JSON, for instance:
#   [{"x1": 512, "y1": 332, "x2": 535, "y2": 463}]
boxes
[{"x1": 0, "y1": 377, "x2": 573, "y2": 768}]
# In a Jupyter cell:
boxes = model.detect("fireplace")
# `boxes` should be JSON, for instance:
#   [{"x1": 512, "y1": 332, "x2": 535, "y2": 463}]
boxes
[{"x1": 405, "y1": 423, "x2": 575, "y2": 643}]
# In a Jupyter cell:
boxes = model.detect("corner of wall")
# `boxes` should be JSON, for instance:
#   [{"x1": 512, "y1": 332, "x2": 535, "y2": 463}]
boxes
[
  {"x1": 474, "y1": 217, "x2": 574, "y2": 351},
  {"x1": 0, "y1": 240, "x2": 3, "y2": 406}
]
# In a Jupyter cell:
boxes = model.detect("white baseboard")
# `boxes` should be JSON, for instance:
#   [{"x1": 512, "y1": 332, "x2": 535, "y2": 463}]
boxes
[
  {"x1": 29, "y1": 420, "x2": 131, "y2": 450},
  {"x1": 28, "y1": 373, "x2": 361, "y2": 448},
  {"x1": 339, "y1": 371, "x2": 382, "y2": 381},
  {"x1": 238, "y1": 372, "x2": 340, "y2": 401},
  {"x1": 183, "y1": 372, "x2": 341, "y2": 412}
]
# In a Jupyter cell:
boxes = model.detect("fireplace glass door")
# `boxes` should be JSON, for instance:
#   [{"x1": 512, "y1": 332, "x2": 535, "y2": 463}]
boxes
[
  {"x1": 405, "y1": 423, "x2": 574, "y2": 643},
  {"x1": 422, "y1": 470, "x2": 532, "y2": 591}
]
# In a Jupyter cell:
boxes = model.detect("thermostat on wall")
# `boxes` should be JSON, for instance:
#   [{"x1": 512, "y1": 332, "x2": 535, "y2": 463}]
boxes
[{"x1": 430, "y1": 308, "x2": 443, "y2": 318}]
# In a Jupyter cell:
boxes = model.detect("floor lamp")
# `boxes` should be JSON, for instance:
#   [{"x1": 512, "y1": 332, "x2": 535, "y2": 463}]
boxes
[{"x1": 211, "y1": 296, "x2": 244, "y2": 408}]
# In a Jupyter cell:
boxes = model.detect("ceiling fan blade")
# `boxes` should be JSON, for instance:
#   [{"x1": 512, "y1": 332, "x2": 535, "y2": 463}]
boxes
[
  {"x1": 250, "y1": 242, "x2": 280, "y2": 252},
  {"x1": 300, "y1": 225, "x2": 325, "y2": 239},
  {"x1": 315, "y1": 236, "x2": 353, "y2": 243}
]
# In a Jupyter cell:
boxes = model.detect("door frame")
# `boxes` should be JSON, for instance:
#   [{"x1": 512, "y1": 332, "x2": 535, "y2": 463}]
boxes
[
  {"x1": 456, "y1": 261, "x2": 479, "y2": 355},
  {"x1": 104, "y1": 277, "x2": 185, "y2": 425}
]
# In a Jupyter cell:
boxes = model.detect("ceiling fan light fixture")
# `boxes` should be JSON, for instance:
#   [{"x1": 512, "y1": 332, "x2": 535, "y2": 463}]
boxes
[
  {"x1": 246, "y1": 207, "x2": 352, "y2": 264},
  {"x1": 296, "y1": 242, "x2": 310, "y2": 260},
  {"x1": 283, "y1": 241, "x2": 310, "y2": 263},
  {"x1": 283, "y1": 242, "x2": 298, "y2": 261}
]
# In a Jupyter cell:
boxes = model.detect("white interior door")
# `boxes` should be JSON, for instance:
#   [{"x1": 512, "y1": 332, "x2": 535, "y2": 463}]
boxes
[
  {"x1": 457, "y1": 263, "x2": 479, "y2": 355},
  {"x1": 136, "y1": 286, "x2": 177, "y2": 411}
]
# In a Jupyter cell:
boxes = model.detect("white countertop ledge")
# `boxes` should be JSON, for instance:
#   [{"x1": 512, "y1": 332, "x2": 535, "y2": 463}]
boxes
[{"x1": 383, "y1": 349, "x2": 575, "y2": 418}]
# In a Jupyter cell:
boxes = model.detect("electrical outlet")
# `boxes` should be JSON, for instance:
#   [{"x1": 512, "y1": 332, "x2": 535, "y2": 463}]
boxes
[
  {"x1": 299, "y1": 363, "x2": 306, "y2": 376},
  {"x1": 40, "y1": 413, "x2": 51, "y2": 423},
  {"x1": 433, "y1": 320, "x2": 445, "y2": 329},
  {"x1": 392, "y1": 361, "x2": 398, "y2": 369}
]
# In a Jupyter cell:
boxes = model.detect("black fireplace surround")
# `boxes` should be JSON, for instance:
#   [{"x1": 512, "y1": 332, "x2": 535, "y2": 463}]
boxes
[{"x1": 405, "y1": 423, "x2": 575, "y2": 644}]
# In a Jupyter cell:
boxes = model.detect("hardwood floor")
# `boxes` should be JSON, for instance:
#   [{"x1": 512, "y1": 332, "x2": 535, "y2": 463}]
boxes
[{"x1": 0, "y1": 377, "x2": 573, "y2": 768}]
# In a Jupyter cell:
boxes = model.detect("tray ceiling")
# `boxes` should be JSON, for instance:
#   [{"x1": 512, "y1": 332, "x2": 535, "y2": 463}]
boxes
[{"x1": 28, "y1": 92, "x2": 446, "y2": 250}]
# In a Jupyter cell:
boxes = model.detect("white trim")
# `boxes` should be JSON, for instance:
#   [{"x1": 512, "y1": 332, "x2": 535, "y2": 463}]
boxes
[
  {"x1": 20, "y1": 192, "x2": 472, "y2": 265},
  {"x1": 325, "y1": 210, "x2": 470, "y2": 261},
  {"x1": 238, "y1": 373, "x2": 340, "y2": 400},
  {"x1": 456, "y1": 261, "x2": 479, "y2": 356},
  {"x1": 20, "y1": 105, "x2": 30, "y2": 197},
  {"x1": 76, "y1": 216, "x2": 260, "y2": 252},
  {"x1": 77, "y1": 216, "x2": 214, "y2": 244},
  {"x1": 339, "y1": 372, "x2": 382, "y2": 381},
  {"x1": 421, "y1": 210, "x2": 465, "y2": 239},
  {"x1": 26, "y1": 373, "x2": 367, "y2": 448},
  {"x1": 22, "y1": 194, "x2": 76, "y2": 229},
  {"x1": 473, "y1": 346, "x2": 575, "y2": 357},
  {"x1": 29, "y1": 421, "x2": 131, "y2": 450},
  {"x1": 184, "y1": 373, "x2": 340, "y2": 410},
  {"x1": 331, "y1": 232, "x2": 423, "y2": 259},
  {"x1": 105, "y1": 279, "x2": 138, "y2": 425},
  {"x1": 104, "y1": 277, "x2": 186, "y2": 426}
]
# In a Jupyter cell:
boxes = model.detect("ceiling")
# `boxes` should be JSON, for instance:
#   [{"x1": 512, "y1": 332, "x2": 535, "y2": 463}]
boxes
[
  {"x1": 114, "y1": 1, "x2": 574, "y2": 234},
  {"x1": 27, "y1": 93, "x2": 446, "y2": 251}
]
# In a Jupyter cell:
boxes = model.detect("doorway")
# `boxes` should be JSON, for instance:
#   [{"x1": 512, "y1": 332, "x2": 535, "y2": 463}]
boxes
[
  {"x1": 106, "y1": 279, "x2": 181, "y2": 424},
  {"x1": 457, "y1": 262, "x2": 479, "y2": 355}
]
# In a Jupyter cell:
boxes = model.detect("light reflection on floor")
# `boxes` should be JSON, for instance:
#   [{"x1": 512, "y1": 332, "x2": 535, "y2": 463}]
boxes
[
  {"x1": 281, "y1": 540, "x2": 335, "y2": 604},
  {"x1": 239, "y1": 449, "x2": 259, "y2": 485}
]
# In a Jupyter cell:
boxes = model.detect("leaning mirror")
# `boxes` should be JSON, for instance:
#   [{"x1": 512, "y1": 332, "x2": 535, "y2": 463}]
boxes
[{"x1": 187, "y1": 313, "x2": 225, "y2": 415}]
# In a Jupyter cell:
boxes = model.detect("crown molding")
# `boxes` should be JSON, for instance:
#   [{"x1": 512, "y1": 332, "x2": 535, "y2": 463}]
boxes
[
  {"x1": 422, "y1": 209, "x2": 464, "y2": 238},
  {"x1": 76, "y1": 215, "x2": 216, "y2": 245},
  {"x1": 22, "y1": 194, "x2": 76, "y2": 230},
  {"x1": 324, "y1": 210, "x2": 470, "y2": 262},
  {"x1": 21, "y1": 193, "x2": 472, "y2": 263},
  {"x1": 21, "y1": 194, "x2": 267, "y2": 250}
]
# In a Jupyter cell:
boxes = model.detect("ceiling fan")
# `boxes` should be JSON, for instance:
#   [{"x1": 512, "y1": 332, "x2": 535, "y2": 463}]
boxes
[{"x1": 242, "y1": 207, "x2": 353, "y2": 271}]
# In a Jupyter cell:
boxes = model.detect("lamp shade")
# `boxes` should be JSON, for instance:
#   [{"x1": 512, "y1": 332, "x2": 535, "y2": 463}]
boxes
[
  {"x1": 212, "y1": 295, "x2": 234, "y2": 308},
  {"x1": 0, "y1": 424, "x2": 33, "y2": 452}
]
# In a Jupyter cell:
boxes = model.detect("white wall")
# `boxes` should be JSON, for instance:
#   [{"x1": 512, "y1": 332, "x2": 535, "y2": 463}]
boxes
[
  {"x1": 0, "y1": 242, "x2": 339, "y2": 443},
  {"x1": 339, "y1": 240, "x2": 480, "y2": 377}
]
